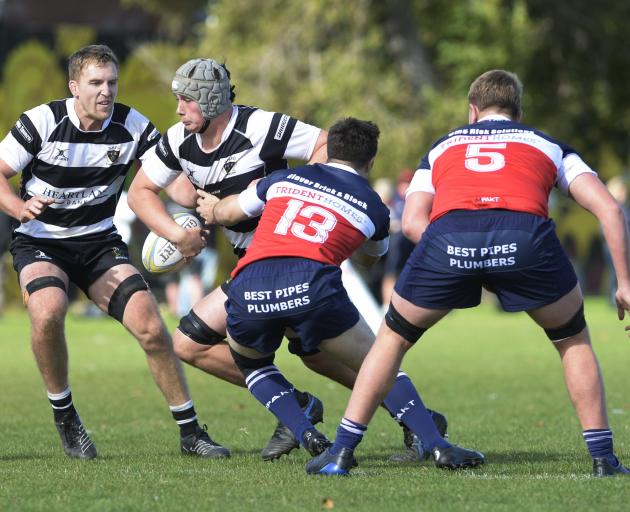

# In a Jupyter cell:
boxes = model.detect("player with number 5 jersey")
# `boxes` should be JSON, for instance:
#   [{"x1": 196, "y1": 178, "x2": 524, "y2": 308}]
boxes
[{"x1": 307, "y1": 70, "x2": 630, "y2": 477}]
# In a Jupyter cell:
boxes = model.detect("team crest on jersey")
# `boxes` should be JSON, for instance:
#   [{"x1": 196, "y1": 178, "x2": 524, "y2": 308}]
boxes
[
  {"x1": 55, "y1": 148, "x2": 69, "y2": 162},
  {"x1": 223, "y1": 158, "x2": 237, "y2": 174},
  {"x1": 112, "y1": 247, "x2": 127, "y2": 260},
  {"x1": 107, "y1": 146, "x2": 121, "y2": 163},
  {"x1": 34, "y1": 250, "x2": 52, "y2": 260}
]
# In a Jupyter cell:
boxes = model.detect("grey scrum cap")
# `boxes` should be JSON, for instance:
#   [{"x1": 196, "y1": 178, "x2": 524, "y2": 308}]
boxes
[{"x1": 171, "y1": 58, "x2": 231, "y2": 119}]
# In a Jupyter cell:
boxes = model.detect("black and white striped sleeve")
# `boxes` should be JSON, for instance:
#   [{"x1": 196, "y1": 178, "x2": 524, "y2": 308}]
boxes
[
  {"x1": 259, "y1": 112, "x2": 321, "y2": 163},
  {"x1": 142, "y1": 128, "x2": 183, "y2": 188},
  {"x1": 0, "y1": 105, "x2": 49, "y2": 172}
]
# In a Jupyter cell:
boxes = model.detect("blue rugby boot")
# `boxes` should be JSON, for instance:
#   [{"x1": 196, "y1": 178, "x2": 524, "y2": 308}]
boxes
[
  {"x1": 592, "y1": 457, "x2": 630, "y2": 477},
  {"x1": 261, "y1": 392, "x2": 324, "y2": 461},
  {"x1": 432, "y1": 445, "x2": 485, "y2": 469},
  {"x1": 306, "y1": 447, "x2": 354, "y2": 476}
]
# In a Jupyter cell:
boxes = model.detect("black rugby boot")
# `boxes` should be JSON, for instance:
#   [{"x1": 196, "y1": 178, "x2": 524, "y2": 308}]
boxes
[
  {"x1": 261, "y1": 392, "x2": 324, "y2": 461},
  {"x1": 181, "y1": 424, "x2": 230, "y2": 458},
  {"x1": 432, "y1": 445, "x2": 485, "y2": 469},
  {"x1": 55, "y1": 411, "x2": 97, "y2": 460}
]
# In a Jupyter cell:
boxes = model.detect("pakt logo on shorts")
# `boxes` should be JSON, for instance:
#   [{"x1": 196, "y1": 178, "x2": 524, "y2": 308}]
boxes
[
  {"x1": 34, "y1": 250, "x2": 52, "y2": 260},
  {"x1": 112, "y1": 247, "x2": 127, "y2": 260}
]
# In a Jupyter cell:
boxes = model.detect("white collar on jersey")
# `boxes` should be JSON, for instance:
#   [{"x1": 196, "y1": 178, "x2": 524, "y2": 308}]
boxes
[
  {"x1": 195, "y1": 106, "x2": 238, "y2": 152},
  {"x1": 324, "y1": 162, "x2": 359, "y2": 175},
  {"x1": 477, "y1": 114, "x2": 512, "y2": 122},
  {"x1": 66, "y1": 97, "x2": 113, "y2": 132}
]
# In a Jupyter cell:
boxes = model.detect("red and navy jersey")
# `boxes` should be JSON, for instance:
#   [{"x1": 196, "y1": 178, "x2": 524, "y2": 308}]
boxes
[
  {"x1": 407, "y1": 115, "x2": 596, "y2": 221},
  {"x1": 231, "y1": 162, "x2": 390, "y2": 277}
]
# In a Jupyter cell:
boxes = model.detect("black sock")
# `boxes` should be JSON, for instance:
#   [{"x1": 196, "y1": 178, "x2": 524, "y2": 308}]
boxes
[
  {"x1": 48, "y1": 388, "x2": 76, "y2": 422},
  {"x1": 170, "y1": 400, "x2": 200, "y2": 437}
]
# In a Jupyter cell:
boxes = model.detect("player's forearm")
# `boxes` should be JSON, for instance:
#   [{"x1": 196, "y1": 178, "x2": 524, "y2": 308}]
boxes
[
  {"x1": 0, "y1": 175, "x2": 24, "y2": 220},
  {"x1": 165, "y1": 174, "x2": 197, "y2": 208},
  {"x1": 128, "y1": 186, "x2": 184, "y2": 242},
  {"x1": 600, "y1": 205, "x2": 630, "y2": 287},
  {"x1": 213, "y1": 195, "x2": 247, "y2": 226}
]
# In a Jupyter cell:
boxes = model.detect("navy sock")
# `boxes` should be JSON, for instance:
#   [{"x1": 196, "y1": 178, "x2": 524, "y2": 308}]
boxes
[
  {"x1": 383, "y1": 371, "x2": 450, "y2": 450},
  {"x1": 170, "y1": 400, "x2": 200, "y2": 437},
  {"x1": 583, "y1": 429, "x2": 617, "y2": 464},
  {"x1": 48, "y1": 388, "x2": 77, "y2": 422},
  {"x1": 331, "y1": 417, "x2": 367, "y2": 455},
  {"x1": 245, "y1": 364, "x2": 313, "y2": 442}
]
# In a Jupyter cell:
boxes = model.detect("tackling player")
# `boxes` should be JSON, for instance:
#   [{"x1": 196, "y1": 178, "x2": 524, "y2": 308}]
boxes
[
  {"x1": 307, "y1": 69, "x2": 630, "y2": 477},
  {"x1": 208, "y1": 117, "x2": 482, "y2": 467},
  {"x1": 128, "y1": 58, "x2": 448, "y2": 461},
  {"x1": 0, "y1": 45, "x2": 228, "y2": 460}
]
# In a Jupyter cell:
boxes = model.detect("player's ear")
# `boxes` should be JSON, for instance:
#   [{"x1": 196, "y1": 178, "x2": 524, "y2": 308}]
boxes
[
  {"x1": 468, "y1": 104, "x2": 479, "y2": 123},
  {"x1": 366, "y1": 157, "x2": 376, "y2": 175},
  {"x1": 68, "y1": 80, "x2": 78, "y2": 98}
]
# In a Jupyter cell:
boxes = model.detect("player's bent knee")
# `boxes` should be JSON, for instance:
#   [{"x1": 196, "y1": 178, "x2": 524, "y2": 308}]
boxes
[
  {"x1": 385, "y1": 303, "x2": 427, "y2": 344},
  {"x1": 23, "y1": 276, "x2": 66, "y2": 306},
  {"x1": 288, "y1": 337, "x2": 320, "y2": 357},
  {"x1": 544, "y1": 303, "x2": 586, "y2": 342},
  {"x1": 178, "y1": 310, "x2": 225, "y2": 346},
  {"x1": 229, "y1": 347, "x2": 275, "y2": 379},
  {"x1": 107, "y1": 274, "x2": 149, "y2": 323}
]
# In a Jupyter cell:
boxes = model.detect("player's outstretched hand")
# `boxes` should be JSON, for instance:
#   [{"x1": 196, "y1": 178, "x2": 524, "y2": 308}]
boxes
[
  {"x1": 173, "y1": 226, "x2": 206, "y2": 260},
  {"x1": 19, "y1": 195, "x2": 55, "y2": 223},
  {"x1": 196, "y1": 190, "x2": 220, "y2": 224},
  {"x1": 614, "y1": 283, "x2": 630, "y2": 334}
]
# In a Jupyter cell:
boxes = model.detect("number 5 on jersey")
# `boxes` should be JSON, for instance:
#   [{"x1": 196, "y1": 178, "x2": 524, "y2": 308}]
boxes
[{"x1": 465, "y1": 143, "x2": 507, "y2": 172}]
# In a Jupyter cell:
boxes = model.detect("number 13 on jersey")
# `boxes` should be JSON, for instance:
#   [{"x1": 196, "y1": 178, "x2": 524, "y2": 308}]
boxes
[{"x1": 274, "y1": 199, "x2": 337, "y2": 243}]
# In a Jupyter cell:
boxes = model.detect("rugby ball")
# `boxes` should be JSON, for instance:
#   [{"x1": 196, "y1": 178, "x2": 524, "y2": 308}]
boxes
[{"x1": 141, "y1": 212, "x2": 202, "y2": 274}]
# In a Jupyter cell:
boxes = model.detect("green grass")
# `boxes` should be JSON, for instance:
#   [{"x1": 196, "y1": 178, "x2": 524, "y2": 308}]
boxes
[{"x1": 0, "y1": 298, "x2": 629, "y2": 511}]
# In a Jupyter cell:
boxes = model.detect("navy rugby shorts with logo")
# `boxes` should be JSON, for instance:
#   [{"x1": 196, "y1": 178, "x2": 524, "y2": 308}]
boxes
[
  {"x1": 226, "y1": 257, "x2": 360, "y2": 355},
  {"x1": 395, "y1": 209, "x2": 578, "y2": 312},
  {"x1": 10, "y1": 231, "x2": 132, "y2": 296}
]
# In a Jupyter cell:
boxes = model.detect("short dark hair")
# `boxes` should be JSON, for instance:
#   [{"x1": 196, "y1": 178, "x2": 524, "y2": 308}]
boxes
[
  {"x1": 327, "y1": 117, "x2": 380, "y2": 167},
  {"x1": 468, "y1": 69, "x2": 523, "y2": 119},
  {"x1": 68, "y1": 45, "x2": 118, "y2": 81}
]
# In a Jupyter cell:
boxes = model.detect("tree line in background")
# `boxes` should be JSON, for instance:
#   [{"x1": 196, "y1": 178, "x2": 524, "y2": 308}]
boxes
[{"x1": 2, "y1": 0, "x2": 629, "y2": 294}]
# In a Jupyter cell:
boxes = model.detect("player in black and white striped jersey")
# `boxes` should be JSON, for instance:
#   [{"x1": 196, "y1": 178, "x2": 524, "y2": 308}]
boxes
[
  {"x1": 128, "y1": 58, "x2": 448, "y2": 462},
  {"x1": 0, "y1": 45, "x2": 228, "y2": 460}
]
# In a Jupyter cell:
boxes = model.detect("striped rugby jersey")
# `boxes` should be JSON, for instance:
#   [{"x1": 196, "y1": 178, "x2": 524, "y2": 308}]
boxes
[
  {"x1": 0, "y1": 98, "x2": 159, "y2": 239},
  {"x1": 142, "y1": 105, "x2": 321, "y2": 252},
  {"x1": 407, "y1": 114, "x2": 597, "y2": 222},
  {"x1": 232, "y1": 162, "x2": 390, "y2": 277}
]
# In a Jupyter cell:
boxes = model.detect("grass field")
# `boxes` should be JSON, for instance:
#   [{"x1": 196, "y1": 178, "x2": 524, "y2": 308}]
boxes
[{"x1": 0, "y1": 298, "x2": 628, "y2": 511}]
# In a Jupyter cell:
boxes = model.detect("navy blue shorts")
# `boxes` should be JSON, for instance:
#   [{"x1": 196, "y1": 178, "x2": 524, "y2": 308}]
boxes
[
  {"x1": 226, "y1": 257, "x2": 359, "y2": 354},
  {"x1": 395, "y1": 210, "x2": 578, "y2": 312},
  {"x1": 10, "y1": 232, "x2": 131, "y2": 296}
]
